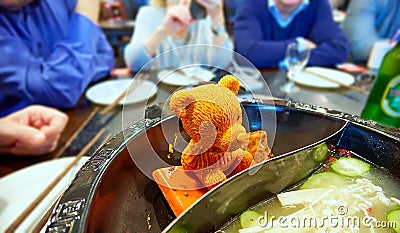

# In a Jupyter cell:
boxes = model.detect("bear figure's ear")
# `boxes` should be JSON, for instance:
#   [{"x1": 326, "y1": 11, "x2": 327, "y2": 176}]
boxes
[
  {"x1": 218, "y1": 75, "x2": 240, "y2": 95},
  {"x1": 170, "y1": 90, "x2": 196, "y2": 118}
]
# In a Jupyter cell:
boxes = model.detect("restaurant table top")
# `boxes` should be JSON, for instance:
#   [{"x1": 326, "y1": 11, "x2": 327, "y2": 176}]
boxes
[{"x1": 0, "y1": 67, "x2": 372, "y2": 177}]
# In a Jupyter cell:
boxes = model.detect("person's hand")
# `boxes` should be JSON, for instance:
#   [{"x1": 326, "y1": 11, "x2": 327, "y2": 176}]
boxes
[
  {"x1": 296, "y1": 37, "x2": 317, "y2": 51},
  {"x1": 159, "y1": 0, "x2": 193, "y2": 37},
  {"x1": 304, "y1": 39, "x2": 317, "y2": 49},
  {"x1": 195, "y1": 0, "x2": 224, "y2": 26},
  {"x1": 0, "y1": 105, "x2": 68, "y2": 156},
  {"x1": 75, "y1": 0, "x2": 100, "y2": 24},
  {"x1": 195, "y1": 0, "x2": 223, "y2": 18}
]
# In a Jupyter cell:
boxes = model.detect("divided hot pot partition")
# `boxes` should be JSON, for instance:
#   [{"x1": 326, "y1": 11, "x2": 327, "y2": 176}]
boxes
[{"x1": 44, "y1": 99, "x2": 400, "y2": 233}]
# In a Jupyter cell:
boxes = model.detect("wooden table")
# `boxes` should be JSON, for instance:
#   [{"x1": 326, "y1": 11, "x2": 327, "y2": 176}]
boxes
[
  {"x1": 0, "y1": 71, "x2": 173, "y2": 178},
  {"x1": 0, "y1": 67, "x2": 372, "y2": 178},
  {"x1": 0, "y1": 98, "x2": 97, "y2": 177}
]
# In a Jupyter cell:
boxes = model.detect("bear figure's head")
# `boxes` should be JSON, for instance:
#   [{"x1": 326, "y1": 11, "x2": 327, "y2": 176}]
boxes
[{"x1": 170, "y1": 75, "x2": 248, "y2": 152}]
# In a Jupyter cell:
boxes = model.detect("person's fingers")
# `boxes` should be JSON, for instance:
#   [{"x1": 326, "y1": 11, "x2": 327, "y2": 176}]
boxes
[
  {"x1": 6, "y1": 124, "x2": 50, "y2": 155},
  {"x1": 6, "y1": 124, "x2": 46, "y2": 146},
  {"x1": 0, "y1": 105, "x2": 66, "y2": 156},
  {"x1": 306, "y1": 41, "x2": 317, "y2": 49},
  {"x1": 12, "y1": 135, "x2": 58, "y2": 156},
  {"x1": 168, "y1": 6, "x2": 192, "y2": 25},
  {"x1": 40, "y1": 112, "x2": 68, "y2": 137},
  {"x1": 0, "y1": 112, "x2": 39, "y2": 150},
  {"x1": 194, "y1": 0, "x2": 222, "y2": 18},
  {"x1": 48, "y1": 138, "x2": 59, "y2": 152},
  {"x1": 22, "y1": 105, "x2": 68, "y2": 137}
]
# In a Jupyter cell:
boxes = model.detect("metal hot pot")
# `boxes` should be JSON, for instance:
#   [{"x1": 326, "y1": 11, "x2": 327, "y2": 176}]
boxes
[{"x1": 44, "y1": 99, "x2": 400, "y2": 233}]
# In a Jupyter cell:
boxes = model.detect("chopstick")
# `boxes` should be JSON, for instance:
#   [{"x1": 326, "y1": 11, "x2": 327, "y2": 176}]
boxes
[
  {"x1": 304, "y1": 69, "x2": 369, "y2": 94},
  {"x1": 54, "y1": 107, "x2": 99, "y2": 158},
  {"x1": 5, "y1": 128, "x2": 107, "y2": 233},
  {"x1": 100, "y1": 74, "x2": 149, "y2": 115},
  {"x1": 31, "y1": 196, "x2": 60, "y2": 233},
  {"x1": 31, "y1": 131, "x2": 113, "y2": 233},
  {"x1": 99, "y1": 85, "x2": 129, "y2": 115}
]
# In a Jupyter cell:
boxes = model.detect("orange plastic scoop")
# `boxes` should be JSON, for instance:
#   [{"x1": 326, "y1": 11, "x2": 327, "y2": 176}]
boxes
[{"x1": 152, "y1": 166, "x2": 207, "y2": 216}]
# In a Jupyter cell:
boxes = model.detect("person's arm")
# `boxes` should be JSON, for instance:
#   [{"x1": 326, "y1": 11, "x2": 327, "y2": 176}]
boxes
[
  {"x1": 306, "y1": 0, "x2": 349, "y2": 66},
  {"x1": 196, "y1": 0, "x2": 227, "y2": 47},
  {"x1": 233, "y1": 0, "x2": 298, "y2": 68},
  {"x1": 124, "y1": 7, "x2": 164, "y2": 72},
  {"x1": 341, "y1": 0, "x2": 378, "y2": 62},
  {"x1": 0, "y1": 0, "x2": 114, "y2": 108},
  {"x1": 124, "y1": 5, "x2": 193, "y2": 72},
  {"x1": 206, "y1": 18, "x2": 234, "y2": 69},
  {"x1": 75, "y1": 0, "x2": 100, "y2": 23},
  {"x1": 0, "y1": 105, "x2": 68, "y2": 156}
]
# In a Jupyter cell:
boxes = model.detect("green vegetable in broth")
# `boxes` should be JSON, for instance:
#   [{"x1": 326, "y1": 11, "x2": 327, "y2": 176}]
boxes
[
  {"x1": 219, "y1": 152, "x2": 400, "y2": 233},
  {"x1": 300, "y1": 171, "x2": 351, "y2": 189},
  {"x1": 311, "y1": 143, "x2": 328, "y2": 162},
  {"x1": 386, "y1": 209, "x2": 400, "y2": 233},
  {"x1": 330, "y1": 157, "x2": 371, "y2": 177},
  {"x1": 240, "y1": 210, "x2": 263, "y2": 229}
]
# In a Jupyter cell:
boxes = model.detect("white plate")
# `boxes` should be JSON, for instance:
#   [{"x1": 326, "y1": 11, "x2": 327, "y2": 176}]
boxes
[
  {"x1": 158, "y1": 67, "x2": 215, "y2": 86},
  {"x1": 0, "y1": 157, "x2": 89, "y2": 232},
  {"x1": 293, "y1": 67, "x2": 355, "y2": 88},
  {"x1": 86, "y1": 79, "x2": 158, "y2": 105}
]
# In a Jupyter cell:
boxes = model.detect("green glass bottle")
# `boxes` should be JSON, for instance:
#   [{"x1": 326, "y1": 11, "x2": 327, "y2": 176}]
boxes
[{"x1": 361, "y1": 39, "x2": 400, "y2": 128}]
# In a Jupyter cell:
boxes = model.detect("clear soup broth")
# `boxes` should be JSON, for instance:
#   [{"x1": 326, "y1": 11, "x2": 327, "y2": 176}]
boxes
[{"x1": 219, "y1": 145, "x2": 400, "y2": 233}]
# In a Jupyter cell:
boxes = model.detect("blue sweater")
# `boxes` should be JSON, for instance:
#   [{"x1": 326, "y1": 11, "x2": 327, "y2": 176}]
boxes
[
  {"x1": 0, "y1": 0, "x2": 115, "y2": 116},
  {"x1": 233, "y1": 0, "x2": 349, "y2": 68}
]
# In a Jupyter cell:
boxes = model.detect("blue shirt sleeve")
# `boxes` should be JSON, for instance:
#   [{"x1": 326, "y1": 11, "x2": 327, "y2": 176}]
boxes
[
  {"x1": 0, "y1": 11, "x2": 114, "y2": 110},
  {"x1": 306, "y1": 0, "x2": 349, "y2": 66}
]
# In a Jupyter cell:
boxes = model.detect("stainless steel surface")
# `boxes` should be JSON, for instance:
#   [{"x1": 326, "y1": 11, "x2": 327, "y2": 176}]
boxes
[{"x1": 44, "y1": 99, "x2": 400, "y2": 233}]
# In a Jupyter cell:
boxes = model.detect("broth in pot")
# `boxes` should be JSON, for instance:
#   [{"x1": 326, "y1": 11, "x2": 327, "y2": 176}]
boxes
[{"x1": 219, "y1": 145, "x2": 400, "y2": 233}]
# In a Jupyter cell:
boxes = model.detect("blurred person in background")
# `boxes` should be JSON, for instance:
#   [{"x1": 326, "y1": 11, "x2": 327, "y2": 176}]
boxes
[
  {"x1": 0, "y1": 105, "x2": 68, "y2": 156},
  {"x1": 0, "y1": 0, "x2": 115, "y2": 117},
  {"x1": 119, "y1": 0, "x2": 149, "y2": 20},
  {"x1": 342, "y1": 0, "x2": 400, "y2": 63},
  {"x1": 233, "y1": 0, "x2": 349, "y2": 69},
  {"x1": 123, "y1": 0, "x2": 233, "y2": 72}
]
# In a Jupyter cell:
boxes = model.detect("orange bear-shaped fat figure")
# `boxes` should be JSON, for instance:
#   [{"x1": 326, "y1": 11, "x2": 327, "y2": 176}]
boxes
[{"x1": 170, "y1": 75, "x2": 273, "y2": 189}]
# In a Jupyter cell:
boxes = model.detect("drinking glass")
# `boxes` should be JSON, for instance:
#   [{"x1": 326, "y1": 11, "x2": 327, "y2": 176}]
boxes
[{"x1": 281, "y1": 42, "x2": 310, "y2": 96}]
